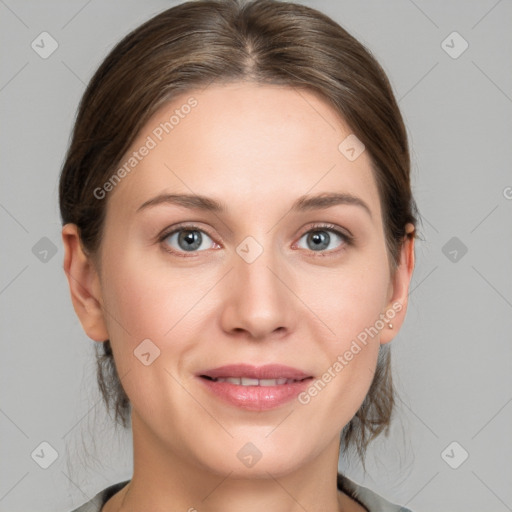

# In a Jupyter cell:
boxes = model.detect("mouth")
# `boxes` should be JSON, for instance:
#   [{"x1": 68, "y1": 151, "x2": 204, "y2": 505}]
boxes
[
  {"x1": 200, "y1": 375, "x2": 310, "y2": 386},
  {"x1": 197, "y1": 364, "x2": 313, "y2": 411}
]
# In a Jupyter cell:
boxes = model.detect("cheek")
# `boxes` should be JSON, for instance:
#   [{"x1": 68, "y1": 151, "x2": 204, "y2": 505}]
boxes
[
  {"x1": 98, "y1": 255, "x2": 204, "y2": 410},
  {"x1": 295, "y1": 294, "x2": 385, "y2": 430},
  {"x1": 102, "y1": 246, "x2": 201, "y2": 332},
  {"x1": 299, "y1": 256, "x2": 389, "y2": 406},
  {"x1": 307, "y1": 259, "x2": 390, "y2": 347},
  {"x1": 99, "y1": 250, "x2": 208, "y2": 373}
]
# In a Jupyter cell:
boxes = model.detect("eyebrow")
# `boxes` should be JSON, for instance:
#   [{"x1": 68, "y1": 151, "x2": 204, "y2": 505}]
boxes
[{"x1": 137, "y1": 192, "x2": 372, "y2": 218}]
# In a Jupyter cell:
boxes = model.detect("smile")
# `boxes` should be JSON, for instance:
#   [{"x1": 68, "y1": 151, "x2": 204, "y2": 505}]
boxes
[
  {"x1": 197, "y1": 364, "x2": 314, "y2": 411},
  {"x1": 201, "y1": 376, "x2": 308, "y2": 386}
]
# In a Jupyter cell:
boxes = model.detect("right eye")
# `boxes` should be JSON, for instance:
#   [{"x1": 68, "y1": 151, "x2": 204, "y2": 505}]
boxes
[{"x1": 160, "y1": 224, "x2": 219, "y2": 256}]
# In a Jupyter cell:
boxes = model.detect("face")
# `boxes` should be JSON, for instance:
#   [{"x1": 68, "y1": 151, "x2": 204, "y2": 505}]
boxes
[{"x1": 67, "y1": 82, "x2": 413, "y2": 479}]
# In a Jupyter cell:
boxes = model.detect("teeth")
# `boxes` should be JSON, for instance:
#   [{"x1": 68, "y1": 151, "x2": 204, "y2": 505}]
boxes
[
  {"x1": 213, "y1": 377, "x2": 301, "y2": 386},
  {"x1": 241, "y1": 377, "x2": 259, "y2": 386},
  {"x1": 260, "y1": 378, "x2": 280, "y2": 386}
]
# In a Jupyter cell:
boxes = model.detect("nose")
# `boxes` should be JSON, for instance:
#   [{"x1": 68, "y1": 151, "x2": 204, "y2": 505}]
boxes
[{"x1": 219, "y1": 242, "x2": 297, "y2": 341}]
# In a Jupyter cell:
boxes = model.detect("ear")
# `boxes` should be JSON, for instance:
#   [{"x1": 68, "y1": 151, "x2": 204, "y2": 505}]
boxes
[
  {"x1": 62, "y1": 223, "x2": 109, "y2": 342},
  {"x1": 380, "y1": 223, "x2": 415, "y2": 344}
]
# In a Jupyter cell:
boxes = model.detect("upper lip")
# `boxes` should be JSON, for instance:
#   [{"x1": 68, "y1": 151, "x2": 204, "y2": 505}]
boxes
[{"x1": 199, "y1": 364, "x2": 312, "y2": 380}]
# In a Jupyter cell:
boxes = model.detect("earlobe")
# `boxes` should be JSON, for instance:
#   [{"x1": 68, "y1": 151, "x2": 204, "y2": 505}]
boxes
[
  {"x1": 380, "y1": 223, "x2": 416, "y2": 344},
  {"x1": 62, "y1": 224, "x2": 109, "y2": 342}
]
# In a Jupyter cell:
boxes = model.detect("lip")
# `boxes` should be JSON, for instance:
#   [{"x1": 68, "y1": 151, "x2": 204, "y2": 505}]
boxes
[
  {"x1": 197, "y1": 364, "x2": 313, "y2": 411},
  {"x1": 199, "y1": 364, "x2": 311, "y2": 380}
]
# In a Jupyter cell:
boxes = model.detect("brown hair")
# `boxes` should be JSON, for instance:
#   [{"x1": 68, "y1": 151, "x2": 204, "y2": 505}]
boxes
[{"x1": 59, "y1": 0, "x2": 418, "y2": 465}]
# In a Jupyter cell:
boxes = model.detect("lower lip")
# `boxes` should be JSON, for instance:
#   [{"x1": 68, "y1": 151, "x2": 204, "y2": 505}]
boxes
[{"x1": 197, "y1": 377, "x2": 312, "y2": 411}]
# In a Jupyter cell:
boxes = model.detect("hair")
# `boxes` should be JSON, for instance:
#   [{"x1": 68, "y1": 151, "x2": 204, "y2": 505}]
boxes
[{"x1": 59, "y1": 0, "x2": 418, "y2": 466}]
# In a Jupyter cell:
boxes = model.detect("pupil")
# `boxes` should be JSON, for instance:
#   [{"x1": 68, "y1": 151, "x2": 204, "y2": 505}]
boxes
[
  {"x1": 179, "y1": 230, "x2": 201, "y2": 251},
  {"x1": 309, "y1": 231, "x2": 329, "y2": 251}
]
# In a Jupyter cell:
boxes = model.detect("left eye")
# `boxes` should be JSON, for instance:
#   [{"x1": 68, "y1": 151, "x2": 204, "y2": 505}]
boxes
[{"x1": 296, "y1": 228, "x2": 348, "y2": 252}]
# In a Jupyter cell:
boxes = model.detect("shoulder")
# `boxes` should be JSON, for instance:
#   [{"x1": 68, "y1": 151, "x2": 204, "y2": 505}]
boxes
[
  {"x1": 338, "y1": 473, "x2": 414, "y2": 512},
  {"x1": 68, "y1": 480, "x2": 130, "y2": 512}
]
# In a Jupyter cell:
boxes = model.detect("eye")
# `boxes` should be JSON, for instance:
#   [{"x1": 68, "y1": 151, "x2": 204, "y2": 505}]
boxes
[
  {"x1": 158, "y1": 222, "x2": 352, "y2": 257},
  {"x1": 295, "y1": 223, "x2": 352, "y2": 254},
  {"x1": 160, "y1": 224, "x2": 217, "y2": 256}
]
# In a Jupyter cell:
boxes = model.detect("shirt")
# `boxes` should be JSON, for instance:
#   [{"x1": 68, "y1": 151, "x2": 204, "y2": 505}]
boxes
[{"x1": 69, "y1": 473, "x2": 413, "y2": 512}]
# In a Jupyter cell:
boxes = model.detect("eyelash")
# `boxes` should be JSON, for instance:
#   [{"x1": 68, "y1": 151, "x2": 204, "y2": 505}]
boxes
[{"x1": 157, "y1": 222, "x2": 354, "y2": 258}]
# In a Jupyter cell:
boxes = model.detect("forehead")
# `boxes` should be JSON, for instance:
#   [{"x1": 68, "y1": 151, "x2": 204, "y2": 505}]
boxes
[{"x1": 106, "y1": 82, "x2": 382, "y2": 223}]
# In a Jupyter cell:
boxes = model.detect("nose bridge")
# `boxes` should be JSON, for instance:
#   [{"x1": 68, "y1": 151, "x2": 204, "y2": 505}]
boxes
[
  {"x1": 222, "y1": 233, "x2": 293, "y2": 338},
  {"x1": 236, "y1": 236, "x2": 280, "y2": 293}
]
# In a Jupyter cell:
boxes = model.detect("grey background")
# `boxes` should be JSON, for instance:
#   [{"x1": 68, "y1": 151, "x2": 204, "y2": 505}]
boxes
[{"x1": 1, "y1": 0, "x2": 511, "y2": 510}]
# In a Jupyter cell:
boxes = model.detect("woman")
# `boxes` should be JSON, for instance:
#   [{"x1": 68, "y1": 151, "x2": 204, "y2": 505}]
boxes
[{"x1": 60, "y1": 0, "x2": 418, "y2": 510}]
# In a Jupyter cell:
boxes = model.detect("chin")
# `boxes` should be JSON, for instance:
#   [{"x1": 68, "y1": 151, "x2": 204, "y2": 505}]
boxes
[{"x1": 188, "y1": 435, "x2": 314, "y2": 479}]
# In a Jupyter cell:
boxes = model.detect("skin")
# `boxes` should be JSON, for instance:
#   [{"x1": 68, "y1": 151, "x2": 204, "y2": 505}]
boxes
[{"x1": 62, "y1": 82, "x2": 415, "y2": 512}]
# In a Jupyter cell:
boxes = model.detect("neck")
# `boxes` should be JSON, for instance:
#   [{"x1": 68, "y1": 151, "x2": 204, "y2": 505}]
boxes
[{"x1": 111, "y1": 411, "x2": 350, "y2": 512}]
